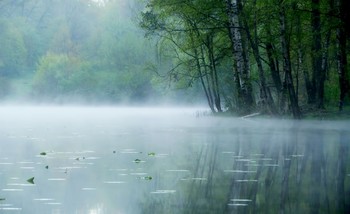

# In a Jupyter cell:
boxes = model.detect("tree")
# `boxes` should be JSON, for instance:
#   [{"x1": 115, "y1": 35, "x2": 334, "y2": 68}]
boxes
[
  {"x1": 310, "y1": 0, "x2": 323, "y2": 108},
  {"x1": 140, "y1": 0, "x2": 228, "y2": 113},
  {"x1": 241, "y1": 0, "x2": 277, "y2": 114},
  {"x1": 0, "y1": 18, "x2": 27, "y2": 77},
  {"x1": 278, "y1": 0, "x2": 301, "y2": 119},
  {"x1": 225, "y1": 0, "x2": 254, "y2": 113},
  {"x1": 0, "y1": 0, "x2": 348, "y2": 113},
  {"x1": 31, "y1": 53, "x2": 81, "y2": 99},
  {"x1": 336, "y1": 0, "x2": 349, "y2": 111}
]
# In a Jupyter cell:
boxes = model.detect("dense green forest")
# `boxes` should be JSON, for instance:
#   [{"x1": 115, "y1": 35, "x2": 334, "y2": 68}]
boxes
[
  {"x1": 0, "y1": 0, "x2": 200, "y2": 105},
  {"x1": 140, "y1": 0, "x2": 350, "y2": 118},
  {"x1": 0, "y1": 0, "x2": 349, "y2": 118}
]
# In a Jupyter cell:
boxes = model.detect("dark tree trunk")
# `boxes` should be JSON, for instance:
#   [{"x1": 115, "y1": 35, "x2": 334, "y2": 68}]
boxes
[
  {"x1": 243, "y1": 0, "x2": 277, "y2": 115},
  {"x1": 279, "y1": 2, "x2": 301, "y2": 119},
  {"x1": 206, "y1": 34, "x2": 223, "y2": 112},
  {"x1": 294, "y1": 2, "x2": 313, "y2": 106},
  {"x1": 317, "y1": 0, "x2": 335, "y2": 111},
  {"x1": 319, "y1": 30, "x2": 331, "y2": 108},
  {"x1": 265, "y1": 20, "x2": 284, "y2": 114},
  {"x1": 311, "y1": 0, "x2": 325, "y2": 108},
  {"x1": 336, "y1": 0, "x2": 349, "y2": 111},
  {"x1": 266, "y1": 42, "x2": 282, "y2": 93},
  {"x1": 191, "y1": 33, "x2": 216, "y2": 113}
]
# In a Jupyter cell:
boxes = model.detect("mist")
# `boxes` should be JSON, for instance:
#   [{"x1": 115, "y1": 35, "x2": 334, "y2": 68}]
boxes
[
  {"x1": 1, "y1": 106, "x2": 349, "y2": 213},
  {"x1": 1, "y1": 0, "x2": 350, "y2": 213},
  {"x1": 0, "y1": 0, "x2": 205, "y2": 106}
]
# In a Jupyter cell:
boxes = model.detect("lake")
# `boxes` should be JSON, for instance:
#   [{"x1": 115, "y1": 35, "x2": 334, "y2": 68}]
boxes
[{"x1": 0, "y1": 106, "x2": 349, "y2": 213}]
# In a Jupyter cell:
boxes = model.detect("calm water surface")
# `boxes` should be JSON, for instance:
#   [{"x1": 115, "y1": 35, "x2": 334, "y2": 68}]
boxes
[{"x1": 0, "y1": 106, "x2": 349, "y2": 213}]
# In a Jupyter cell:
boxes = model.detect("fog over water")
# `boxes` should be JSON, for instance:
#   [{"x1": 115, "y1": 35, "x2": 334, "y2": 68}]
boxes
[{"x1": 0, "y1": 106, "x2": 349, "y2": 213}]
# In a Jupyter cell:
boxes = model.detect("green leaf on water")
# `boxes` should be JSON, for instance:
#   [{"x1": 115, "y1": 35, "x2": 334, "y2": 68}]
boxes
[
  {"x1": 40, "y1": 152, "x2": 47, "y2": 156},
  {"x1": 45, "y1": 165, "x2": 49, "y2": 169},
  {"x1": 148, "y1": 152, "x2": 156, "y2": 156},
  {"x1": 144, "y1": 176, "x2": 152, "y2": 180},
  {"x1": 134, "y1": 159, "x2": 141, "y2": 163},
  {"x1": 138, "y1": 176, "x2": 152, "y2": 180},
  {"x1": 0, "y1": 198, "x2": 5, "y2": 201},
  {"x1": 27, "y1": 177, "x2": 35, "y2": 184}
]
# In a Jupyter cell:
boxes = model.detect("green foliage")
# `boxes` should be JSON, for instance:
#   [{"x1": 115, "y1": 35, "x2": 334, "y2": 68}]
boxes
[
  {"x1": 140, "y1": 0, "x2": 232, "y2": 112},
  {"x1": 0, "y1": 0, "x2": 166, "y2": 104},
  {"x1": 49, "y1": 23, "x2": 75, "y2": 55},
  {"x1": 0, "y1": 18, "x2": 28, "y2": 76},
  {"x1": 32, "y1": 53, "x2": 81, "y2": 99},
  {"x1": 0, "y1": 0, "x2": 347, "y2": 112},
  {"x1": 140, "y1": 0, "x2": 350, "y2": 114},
  {"x1": 325, "y1": 67, "x2": 340, "y2": 106}
]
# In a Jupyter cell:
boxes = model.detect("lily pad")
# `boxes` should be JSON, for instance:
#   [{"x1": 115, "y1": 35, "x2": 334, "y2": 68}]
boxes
[
  {"x1": 134, "y1": 159, "x2": 141, "y2": 163},
  {"x1": 138, "y1": 176, "x2": 152, "y2": 180},
  {"x1": 148, "y1": 152, "x2": 156, "y2": 156},
  {"x1": 40, "y1": 152, "x2": 47, "y2": 156},
  {"x1": 27, "y1": 177, "x2": 35, "y2": 184}
]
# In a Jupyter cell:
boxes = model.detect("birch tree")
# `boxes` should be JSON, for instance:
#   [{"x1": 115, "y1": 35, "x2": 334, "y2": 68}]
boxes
[{"x1": 225, "y1": 0, "x2": 254, "y2": 113}]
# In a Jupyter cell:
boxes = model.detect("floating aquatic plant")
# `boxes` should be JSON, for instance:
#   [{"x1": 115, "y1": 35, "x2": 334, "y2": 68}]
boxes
[
  {"x1": 138, "y1": 176, "x2": 152, "y2": 180},
  {"x1": 0, "y1": 198, "x2": 5, "y2": 201},
  {"x1": 40, "y1": 152, "x2": 47, "y2": 156},
  {"x1": 134, "y1": 159, "x2": 141, "y2": 163},
  {"x1": 27, "y1": 177, "x2": 35, "y2": 184},
  {"x1": 148, "y1": 152, "x2": 155, "y2": 156}
]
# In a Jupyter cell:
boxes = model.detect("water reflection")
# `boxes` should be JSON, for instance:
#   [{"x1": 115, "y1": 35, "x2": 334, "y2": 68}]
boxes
[{"x1": 0, "y1": 107, "x2": 349, "y2": 213}]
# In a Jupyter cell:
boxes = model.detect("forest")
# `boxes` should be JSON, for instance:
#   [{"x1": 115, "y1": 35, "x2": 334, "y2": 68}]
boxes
[
  {"x1": 0, "y1": 0, "x2": 349, "y2": 118},
  {"x1": 0, "y1": 1, "x2": 349, "y2": 213},
  {"x1": 0, "y1": 0, "x2": 175, "y2": 105}
]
